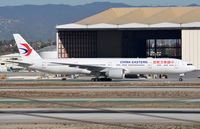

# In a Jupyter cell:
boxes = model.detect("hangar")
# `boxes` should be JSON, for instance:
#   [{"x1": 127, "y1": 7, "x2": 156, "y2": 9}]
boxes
[{"x1": 56, "y1": 7, "x2": 200, "y2": 69}]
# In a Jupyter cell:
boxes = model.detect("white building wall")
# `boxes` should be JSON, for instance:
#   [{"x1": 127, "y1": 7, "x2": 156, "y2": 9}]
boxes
[
  {"x1": 39, "y1": 51, "x2": 58, "y2": 59},
  {"x1": 182, "y1": 30, "x2": 200, "y2": 69},
  {"x1": 56, "y1": 32, "x2": 59, "y2": 58}
]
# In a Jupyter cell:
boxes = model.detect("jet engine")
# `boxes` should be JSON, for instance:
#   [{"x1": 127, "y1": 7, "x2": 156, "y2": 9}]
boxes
[{"x1": 105, "y1": 68, "x2": 125, "y2": 79}]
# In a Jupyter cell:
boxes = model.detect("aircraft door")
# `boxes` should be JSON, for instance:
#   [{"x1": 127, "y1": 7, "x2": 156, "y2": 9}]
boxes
[
  {"x1": 147, "y1": 61, "x2": 152, "y2": 69},
  {"x1": 174, "y1": 61, "x2": 179, "y2": 69},
  {"x1": 147, "y1": 60, "x2": 153, "y2": 73},
  {"x1": 107, "y1": 62, "x2": 112, "y2": 67}
]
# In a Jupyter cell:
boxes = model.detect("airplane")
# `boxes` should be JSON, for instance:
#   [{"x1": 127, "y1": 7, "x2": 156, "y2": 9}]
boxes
[
  {"x1": 10, "y1": 34, "x2": 196, "y2": 81},
  {"x1": 0, "y1": 64, "x2": 7, "y2": 72}
]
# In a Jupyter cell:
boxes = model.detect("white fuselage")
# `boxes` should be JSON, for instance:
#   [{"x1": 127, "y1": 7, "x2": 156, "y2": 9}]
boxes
[{"x1": 29, "y1": 58, "x2": 196, "y2": 75}]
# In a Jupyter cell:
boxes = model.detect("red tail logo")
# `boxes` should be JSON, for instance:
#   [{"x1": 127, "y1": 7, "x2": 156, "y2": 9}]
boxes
[{"x1": 19, "y1": 43, "x2": 32, "y2": 56}]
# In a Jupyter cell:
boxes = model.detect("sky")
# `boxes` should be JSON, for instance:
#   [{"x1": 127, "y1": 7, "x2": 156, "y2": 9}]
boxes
[{"x1": 0, "y1": 0, "x2": 200, "y2": 6}]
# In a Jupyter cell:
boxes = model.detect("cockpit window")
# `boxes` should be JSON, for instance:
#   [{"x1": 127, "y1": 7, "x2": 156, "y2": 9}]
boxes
[{"x1": 187, "y1": 64, "x2": 193, "y2": 66}]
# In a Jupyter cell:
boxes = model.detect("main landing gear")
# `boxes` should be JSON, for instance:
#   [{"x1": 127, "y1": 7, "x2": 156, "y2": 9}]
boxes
[
  {"x1": 179, "y1": 77, "x2": 183, "y2": 81},
  {"x1": 91, "y1": 77, "x2": 112, "y2": 82},
  {"x1": 179, "y1": 73, "x2": 184, "y2": 81}
]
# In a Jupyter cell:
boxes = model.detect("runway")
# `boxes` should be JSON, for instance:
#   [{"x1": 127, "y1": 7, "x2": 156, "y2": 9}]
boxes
[
  {"x1": 1, "y1": 86, "x2": 200, "y2": 92},
  {"x1": 1, "y1": 73, "x2": 200, "y2": 127},
  {"x1": 0, "y1": 109, "x2": 200, "y2": 124},
  {"x1": 4, "y1": 77, "x2": 200, "y2": 83}
]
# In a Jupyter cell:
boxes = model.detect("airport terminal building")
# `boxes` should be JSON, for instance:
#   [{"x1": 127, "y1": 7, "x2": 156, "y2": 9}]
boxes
[{"x1": 56, "y1": 7, "x2": 200, "y2": 69}]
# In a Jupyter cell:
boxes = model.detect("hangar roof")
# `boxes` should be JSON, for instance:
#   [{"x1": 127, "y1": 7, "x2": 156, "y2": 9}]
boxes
[{"x1": 57, "y1": 7, "x2": 200, "y2": 29}]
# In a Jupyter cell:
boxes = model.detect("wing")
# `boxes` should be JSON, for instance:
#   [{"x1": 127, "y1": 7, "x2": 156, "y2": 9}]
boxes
[
  {"x1": 6, "y1": 60, "x2": 32, "y2": 67},
  {"x1": 50, "y1": 62, "x2": 110, "y2": 73}
]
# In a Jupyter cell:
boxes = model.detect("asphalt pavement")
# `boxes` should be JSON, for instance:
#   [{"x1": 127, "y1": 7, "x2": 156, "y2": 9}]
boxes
[
  {"x1": 0, "y1": 86, "x2": 200, "y2": 91},
  {"x1": 3, "y1": 70, "x2": 200, "y2": 83},
  {"x1": 0, "y1": 109, "x2": 200, "y2": 124}
]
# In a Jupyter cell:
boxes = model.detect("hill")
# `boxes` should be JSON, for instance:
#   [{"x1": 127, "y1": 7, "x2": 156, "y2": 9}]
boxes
[{"x1": 0, "y1": 2, "x2": 131, "y2": 41}]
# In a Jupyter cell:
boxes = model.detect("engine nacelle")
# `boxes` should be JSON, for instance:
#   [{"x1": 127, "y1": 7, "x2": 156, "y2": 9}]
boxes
[{"x1": 105, "y1": 68, "x2": 125, "y2": 79}]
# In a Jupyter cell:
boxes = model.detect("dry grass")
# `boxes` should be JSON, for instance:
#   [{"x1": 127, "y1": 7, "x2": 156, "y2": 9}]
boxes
[
  {"x1": 0, "y1": 123, "x2": 199, "y2": 129},
  {"x1": 0, "y1": 90, "x2": 200, "y2": 98},
  {"x1": 0, "y1": 102, "x2": 200, "y2": 109},
  {"x1": 0, "y1": 74, "x2": 7, "y2": 80},
  {"x1": 0, "y1": 90, "x2": 200, "y2": 108}
]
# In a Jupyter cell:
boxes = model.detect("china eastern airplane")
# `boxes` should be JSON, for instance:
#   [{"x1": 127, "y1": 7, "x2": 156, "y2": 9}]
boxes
[{"x1": 10, "y1": 34, "x2": 196, "y2": 81}]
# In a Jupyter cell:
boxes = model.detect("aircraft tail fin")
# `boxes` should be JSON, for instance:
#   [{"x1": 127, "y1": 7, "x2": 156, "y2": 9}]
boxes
[{"x1": 13, "y1": 34, "x2": 42, "y2": 63}]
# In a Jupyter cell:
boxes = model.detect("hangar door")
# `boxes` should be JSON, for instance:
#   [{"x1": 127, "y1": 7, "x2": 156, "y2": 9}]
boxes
[{"x1": 122, "y1": 30, "x2": 181, "y2": 58}]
